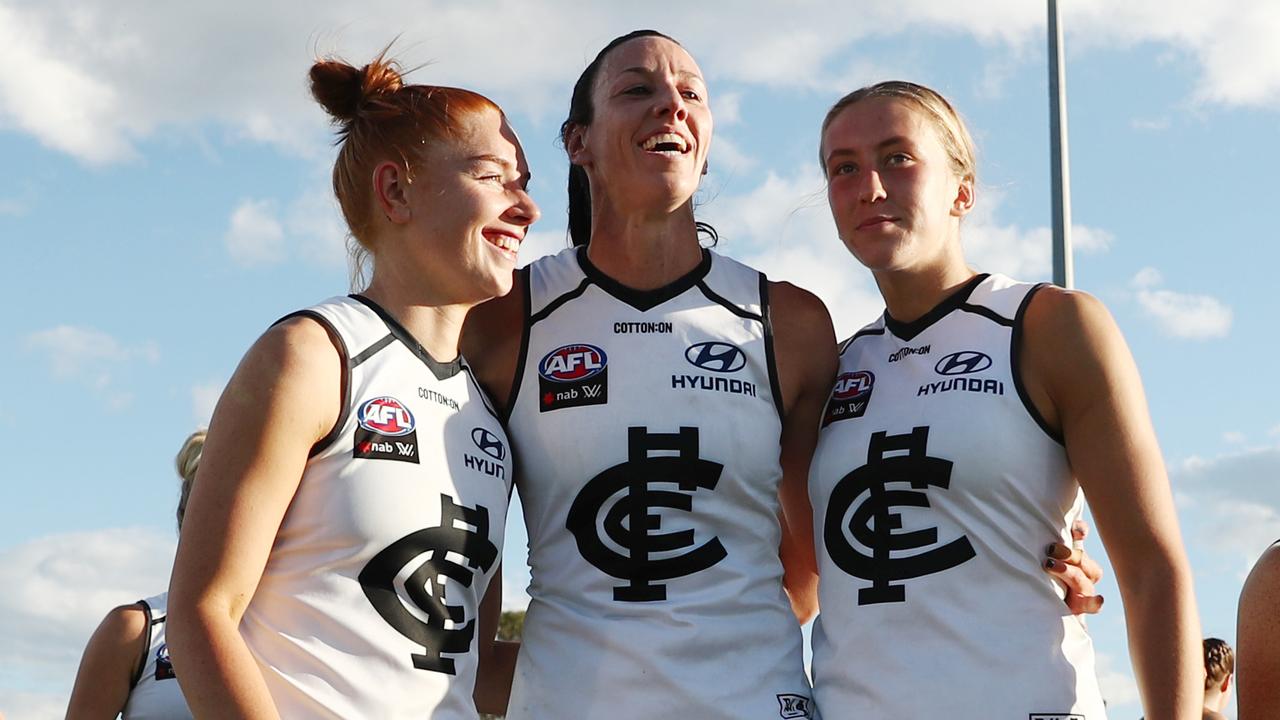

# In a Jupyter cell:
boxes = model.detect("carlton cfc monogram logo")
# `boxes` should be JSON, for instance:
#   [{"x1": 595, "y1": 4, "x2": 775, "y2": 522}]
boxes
[
  {"x1": 567, "y1": 426, "x2": 727, "y2": 601},
  {"x1": 824, "y1": 426, "x2": 975, "y2": 604},
  {"x1": 359, "y1": 495, "x2": 498, "y2": 674}
]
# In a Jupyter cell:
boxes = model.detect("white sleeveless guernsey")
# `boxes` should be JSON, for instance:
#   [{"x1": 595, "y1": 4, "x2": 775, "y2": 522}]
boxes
[
  {"x1": 504, "y1": 247, "x2": 816, "y2": 720},
  {"x1": 809, "y1": 274, "x2": 1106, "y2": 719},
  {"x1": 121, "y1": 592, "x2": 193, "y2": 720},
  {"x1": 239, "y1": 295, "x2": 510, "y2": 719}
]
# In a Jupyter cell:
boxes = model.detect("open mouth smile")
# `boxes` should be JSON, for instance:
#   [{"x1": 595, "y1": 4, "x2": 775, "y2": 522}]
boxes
[{"x1": 639, "y1": 132, "x2": 691, "y2": 155}]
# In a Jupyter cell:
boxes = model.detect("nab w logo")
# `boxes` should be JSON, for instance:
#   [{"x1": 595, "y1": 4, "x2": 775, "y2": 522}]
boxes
[
  {"x1": 359, "y1": 495, "x2": 498, "y2": 674},
  {"x1": 685, "y1": 341, "x2": 747, "y2": 373},
  {"x1": 567, "y1": 427, "x2": 727, "y2": 601},
  {"x1": 824, "y1": 426, "x2": 975, "y2": 604}
]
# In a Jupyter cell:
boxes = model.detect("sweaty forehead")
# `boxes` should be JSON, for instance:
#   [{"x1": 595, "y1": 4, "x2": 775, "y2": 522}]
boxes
[{"x1": 597, "y1": 36, "x2": 703, "y2": 86}]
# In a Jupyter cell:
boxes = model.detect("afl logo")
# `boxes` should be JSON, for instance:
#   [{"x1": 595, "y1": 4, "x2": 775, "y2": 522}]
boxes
[
  {"x1": 685, "y1": 341, "x2": 746, "y2": 373},
  {"x1": 357, "y1": 397, "x2": 416, "y2": 437},
  {"x1": 471, "y1": 427, "x2": 506, "y2": 461},
  {"x1": 833, "y1": 371, "x2": 874, "y2": 400},
  {"x1": 539, "y1": 344, "x2": 607, "y2": 382},
  {"x1": 934, "y1": 351, "x2": 992, "y2": 376}
]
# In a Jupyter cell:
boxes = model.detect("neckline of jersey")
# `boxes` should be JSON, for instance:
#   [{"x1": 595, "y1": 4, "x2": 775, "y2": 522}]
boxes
[
  {"x1": 575, "y1": 245, "x2": 713, "y2": 312},
  {"x1": 882, "y1": 272, "x2": 990, "y2": 341},
  {"x1": 348, "y1": 294, "x2": 464, "y2": 381}
]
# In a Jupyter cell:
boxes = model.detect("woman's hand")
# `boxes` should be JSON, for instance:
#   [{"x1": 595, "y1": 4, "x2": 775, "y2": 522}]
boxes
[{"x1": 1043, "y1": 518, "x2": 1105, "y2": 615}]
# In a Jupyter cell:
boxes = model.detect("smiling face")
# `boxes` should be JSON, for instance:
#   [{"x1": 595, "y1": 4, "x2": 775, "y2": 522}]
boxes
[
  {"x1": 403, "y1": 107, "x2": 539, "y2": 303},
  {"x1": 822, "y1": 96, "x2": 973, "y2": 276},
  {"x1": 568, "y1": 36, "x2": 711, "y2": 216}
]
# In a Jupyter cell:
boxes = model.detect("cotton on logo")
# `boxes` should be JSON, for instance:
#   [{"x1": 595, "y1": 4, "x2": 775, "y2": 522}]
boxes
[{"x1": 357, "y1": 397, "x2": 416, "y2": 437}]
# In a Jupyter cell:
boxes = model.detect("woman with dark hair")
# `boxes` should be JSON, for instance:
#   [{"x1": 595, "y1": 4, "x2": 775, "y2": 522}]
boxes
[
  {"x1": 166, "y1": 48, "x2": 539, "y2": 718},
  {"x1": 64, "y1": 431, "x2": 205, "y2": 720},
  {"x1": 808, "y1": 80, "x2": 1201, "y2": 718},
  {"x1": 463, "y1": 30, "x2": 834, "y2": 719}
]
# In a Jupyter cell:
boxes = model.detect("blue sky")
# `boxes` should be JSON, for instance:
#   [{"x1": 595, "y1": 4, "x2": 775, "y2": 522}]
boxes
[{"x1": 3, "y1": 1, "x2": 1279, "y2": 717}]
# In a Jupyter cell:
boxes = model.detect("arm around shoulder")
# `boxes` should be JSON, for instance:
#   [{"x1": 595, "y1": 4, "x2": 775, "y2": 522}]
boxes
[
  {"x1": 768, "y1": 280, "x2": 838, "y2": 624},
  {"x1": 461, "y1": 270, "x2": 527, "y2": 413},
  {"x1": 1238, "y1": 543, "x2": 1280, "y2": 719},
  {"x1": 166, "y1": 316, "x2": 342, "y2": 720},
  {"x1": 1022, "y1": 287, "x2": 1201, "y2": 719},
  {"x1": 65, "y1": 603, "x2": 148, "y2": 719}
]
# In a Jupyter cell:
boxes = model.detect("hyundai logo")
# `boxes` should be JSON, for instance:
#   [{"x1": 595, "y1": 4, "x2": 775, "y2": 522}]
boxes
[
  {"x1": 471, "y1": 427, "x2": 506, "y2": 461},
  {"x1": 685, "y1": 341, "x2": 747, "y2": 373},
  {"x1": 934, "y1": 351, "x2": 993, "y2": 376}
]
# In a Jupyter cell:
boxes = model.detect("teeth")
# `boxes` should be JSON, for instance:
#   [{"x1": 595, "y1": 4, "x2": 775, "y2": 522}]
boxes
[
  {"x1": 486, "y1": 233, "x2": 519, "y2": 253},
  {"x1": 641, "y1": 133, "x2": 688, "y2": 152}
]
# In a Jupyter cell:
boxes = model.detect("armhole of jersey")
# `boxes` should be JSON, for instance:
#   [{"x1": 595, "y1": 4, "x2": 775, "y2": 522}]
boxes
[
  {"x1": 273, "y1": 310, "x2": 352, "y2": 458},
  {"x1": 130, "y1": 600, "x2": 153, "y2": 689},
  {"x1": 1011, "y1": 283, "x2": 1065, "y2": 446},
  {"x1": 504, "y1": 268, "x2": 533, "y2": 423},
  {"x1": 759, "y1": 275, "x2": 786, "y2": 420}
]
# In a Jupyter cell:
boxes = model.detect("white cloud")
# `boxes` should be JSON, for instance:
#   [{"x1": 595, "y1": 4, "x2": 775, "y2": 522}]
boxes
[
  {"x1": 1131, "y1": 117, "x2": 1171, "y2": 131},
  {"x1": 1224, "y1": 431, "x2": 1247, "y2": 445},
  {"x1": 963, "y1": 190, "x2": 1114, "y2": 280},
  {"x1": 22, "y1": 326, "x2": 159, "y2": 408},
  {"x1": 5, "y1": 1, "x2": 1280, "y2": 165},
  {"x1": 0, "y1": 528, "x2": 175, "y2": 717},
  {"x1": 698, "y1": 166, "x2": 884, "y2": 338},
  {"x1": 191, "y1": 380, "x2": 225, "y2": 426},
  {"x1": 0, "y1": 4, "x2": 138, "y2": 164},
  {"x1": 225, "y1": 198, "x2": 286, "y2": 266},
  {"x1": 708, "y1": 135, "x2": 759, "y2": 174},
  {"x1": 1129, "y1": 267, "x2": 1233, "y2": 340},
  {"x1": 0, "y1": 196, "x2": 27, "y2": 216},
  {"x1": 1270, "y1": 425, "x2": 1280, "y2": 437},
  {"x1": 517, "y1": 228, "x2": 572, "y2": 269},
  {"x1": 713, "y1": 91, "x2": 743, "y2": 126},
  {"x1": 222, "y1": 183, "x2": 354, "y2": 269},
  {"x1": 0, "y1": 689, "x2": 63, "y2": 720},
  {"x1": 1172, "y1": 444, "x2": 1280, "y2": 567},
  {"x1": 1094, "y1": 651, "x2": 1140, "y2": 708},
  {"x1": 287, "y1": 188, "x2": 348, "y2": 268}
]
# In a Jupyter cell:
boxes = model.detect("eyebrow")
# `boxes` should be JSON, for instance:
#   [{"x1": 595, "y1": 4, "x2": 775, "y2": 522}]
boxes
[
  {"x1": 468, "y1": 154, "x2": 533, "y2": 184},
  {"x1": 824, "y1": 136, "x2": 913, "y2": 164},
  {"x1": 617, "y1": 67, "x2": 705, "y2": 83},
  {"x1": 469, "y1": 154, "x2": 512, "y2": 168}
]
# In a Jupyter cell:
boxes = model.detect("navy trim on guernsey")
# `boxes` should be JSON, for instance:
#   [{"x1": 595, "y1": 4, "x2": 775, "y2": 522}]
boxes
[
  {"x1": 841, "y1": 326, "x2": 887, "y2": 355},
  {"x1": 696, "y1": 280, "x2": 762, "y2": 322},
  {"x1": 758, "y1": 275, "x2": 786, "y2": 418},
  {"x1": 1011, "y1": 283, "x2": 1065, "y2": 445},
  {"x1": 958, "y1": 302, "x2": 1014, "y2": 328},
  {"x1": 528, "y1": 276, "x2": 592, "y2": 326},
  {"x1": 270, "y1": 310, "x2": 352, "y2": 459},
  {"x1": 130, "y1": 599, "x2": 153, "y2": 689},
  {"x1": 883, "y1": 273, "x2": 990, "y2": 341},
  {"x1": 349, "y1": 333, "x2": 396, "y2": 368},
  {"x1": 349, "y1": 294, "x2": 464, "y2": 381},
  {"x1": 577, "y1": 245, "x2": 712, "y2": 311},
  {"x1": 505, "y1": 269, "x2": 534, "y2": 422}
]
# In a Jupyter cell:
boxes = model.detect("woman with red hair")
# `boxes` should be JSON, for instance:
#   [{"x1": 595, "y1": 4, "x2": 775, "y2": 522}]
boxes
[{"x1": 167, "y1": 49, "x2": 539, "y2": 719}]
